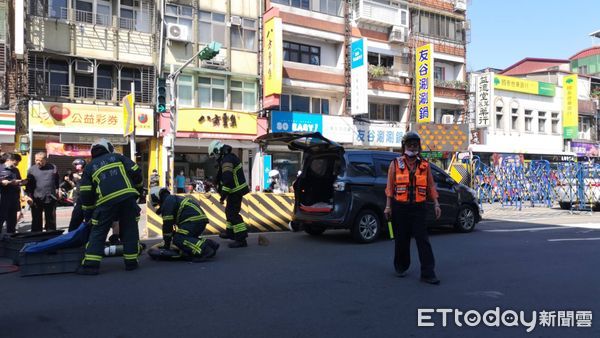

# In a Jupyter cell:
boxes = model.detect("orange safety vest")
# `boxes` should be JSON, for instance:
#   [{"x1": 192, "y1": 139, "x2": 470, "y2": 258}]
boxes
[{"x1": 394, "y1": 156, "x2": 429, "y2": 203}]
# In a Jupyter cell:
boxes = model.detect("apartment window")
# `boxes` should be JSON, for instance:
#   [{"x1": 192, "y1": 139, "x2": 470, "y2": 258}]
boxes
[
  {"x1": 48, "y1": 60, "x2": 69, "y2": 97},
  {"x1": 231, "y1": 18, "x2": 257, "y2": 51},
  {"x1": 199, "y1": 11, "x2": 226, "y2": 45},
  {"x1": 231, "y1": 80, "x2": 256, "y2": 111},
  {"x1": 178, "y1": 75, "x2": 193, "y2": 107},
  {"x1": 96, "y1": 0, "x2": 112, "y2": 26},
  {"x1": 551, "y1": 112, "x2": 560, "y2": 134},
  {"x1": 279, "y1": 94, "x2": 329, "y2": 114},
  {"x1": 96, "y1": 65, "x2": 113, "y2": 100},
  {"x1": 74, "y1": 62, "x2": 93, "y2": 98},
  {"x1": 272, "y1": 0, "x2": 310, "y2": 10},
  {"x1": 538, "y1": 111, "x2": 546, "y2": 133},
  {"x1": 49, "y1": 0, "x2": 67, "y2": 19},
  {"x1": 511, "y1": 108, "x2": 519, "y2": 131},
  {"x1": 368, "y1": 53, "x2": 393, "y2": 68},
  {"x1": 75, "y1": 0, "x2": 93, "y2": 23},
  {"x1": 165, "y1": 4, "x2": 193, "y2": 36},
  {"x1": 198, "y1": 77, "x2": 225, "y2": 108},
  {"x1": 579, "y1": 65, "x2": 588, "y2": 75},
  {"x1": 524, "y1": 109, "x2": 532, "y2": 132},
  {"x1": 434, "y1": 66, "x2": 445, "y2": 81},
  {"x1": 318, "y1": 0, "x2": 342, "y2": 16},
  {"x1": 495, "y1": 105, "x2": 503, "y2": 129},
  {"x1": 120, "y1": 68, "x2": 141, "y2": 98},
  {"x1": 283, "y1": 41, "x2": 320, "y2": 65},
  {"x1": 119, "y1": 0, "x2": 138, "y2": 30},
  {"x1": 411, "y1": 11, "x2": 464, "y2": 43},
  {"x1": 369, "y1": 103, "x2": 401, "y2": 122}
]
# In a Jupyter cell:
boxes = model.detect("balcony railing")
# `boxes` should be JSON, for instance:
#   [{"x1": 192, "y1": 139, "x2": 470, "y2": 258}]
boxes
[
  {"x1": 96, "y1": 88, "x2": 113, "y2": 101},
  {"x1": 48, "y1": 84, "x2": 70, "y2": 97},
  {"x1": 434, "y1": 79, "x2": 468, "y2": 90},
  {"x1": 74, "y1": 86, "x2": 95, "y2": 99},
  {"x1": 355, "y1": 0, "x2": 402, "y2": 27}
]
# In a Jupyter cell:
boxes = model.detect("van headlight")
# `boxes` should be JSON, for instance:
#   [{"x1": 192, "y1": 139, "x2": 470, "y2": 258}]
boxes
[{"x1": 333, "y1": 181, "x2": 346, "y2": 191}]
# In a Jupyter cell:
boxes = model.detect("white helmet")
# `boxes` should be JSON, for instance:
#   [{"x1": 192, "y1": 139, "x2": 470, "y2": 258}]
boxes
[
  {"x1": 208, "y1": 140, "x2": 224, "y2": 158},
  {"x1": 91, "y1": 138, "x2": 114, "y2": 153}
]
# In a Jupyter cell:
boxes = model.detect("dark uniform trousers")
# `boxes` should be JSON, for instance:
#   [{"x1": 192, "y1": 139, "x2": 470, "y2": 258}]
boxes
[
  {"x1": 68, "y1": 200, "x2": 84, "y2": 232},
  {"x1": 31, "y1": 199, "x2": 57, "y2": 232},
  {"x1": 172, "y1": 221, "x2": 211, "y2": 257},
  {"x1": 82, "y1": 197, "x2": 141, "y2": 267},
  {"x1": 392, "y1": 202, "x2": 436, "y2": 278},
  {"x1": 224, "y1": 193, "x2": 248, "y2": 241},
  {"x1": 0, "y1": 196, "x2": 20, "y2": 233}
]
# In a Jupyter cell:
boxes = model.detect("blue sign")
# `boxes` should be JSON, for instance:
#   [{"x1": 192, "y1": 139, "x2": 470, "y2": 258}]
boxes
[
  {"x1": 351, "y1": 39, "x2": 365, "y2": 69},
  {"x1": 271, "y1": 111, "x2": 323, "y2": 133},
  {"x1": 263, "y1": 154, "x2": 272, "y2": 190}
]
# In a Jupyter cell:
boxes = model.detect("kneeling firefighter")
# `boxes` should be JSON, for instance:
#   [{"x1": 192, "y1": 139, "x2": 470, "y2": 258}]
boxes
[
  {"x1": 208, "y1": 140, "x2": 250, "y2": 248},
  {"x1": 150, "y1": 187, "x2": 219, "y2": 260},
  {"x1": 77, "y1": 139, "x2": 143, "y2": 275}
]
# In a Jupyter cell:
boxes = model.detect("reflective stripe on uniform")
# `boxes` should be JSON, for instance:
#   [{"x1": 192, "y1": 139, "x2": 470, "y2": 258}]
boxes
[
  {"x1": 123, "y1": 253, "x2": 138, "y2": 260},
  {"x1": 96, "y1": 188, "x2": 139, "y2": 206},
  {"x1": 233, "y1": 222, "x2": 247, "y2": 233},
  {"x1": 84, "y1": 254, "x2": 102, "y2": 262},
  {"x1": 176, "y1": 228, "x2": 189, "y2": 235},
  {"x1": 80, "y1": 185, "x2": 92, "y2": 191}
]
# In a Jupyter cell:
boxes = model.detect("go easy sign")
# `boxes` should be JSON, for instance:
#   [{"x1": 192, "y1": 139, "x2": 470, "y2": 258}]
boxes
[{"x1": 270, "y1": 111, "x2": 322, "y2": 133}]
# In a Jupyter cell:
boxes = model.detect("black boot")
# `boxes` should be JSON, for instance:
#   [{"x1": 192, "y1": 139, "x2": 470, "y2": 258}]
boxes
[
  {"x1": 125, "y1": 261, "x2": 139, "y2": 271},
  {"x1": 219, "y1": 231, "x2": 233, "y2": 240},
  {"x1": 228, "y1": 240, "x2": 247, "y2": 248},
  {"x1": 205, "y1": 239, "x2": 220, "y2": 258},
  {"x1": 76, "y1": 265, "x2": 99, "y2": 275}
]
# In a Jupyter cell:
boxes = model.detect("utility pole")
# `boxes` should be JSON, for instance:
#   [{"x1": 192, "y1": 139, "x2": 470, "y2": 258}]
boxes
[{"x1": 166, "y1": 42, "x2": 221, "y2": 193}]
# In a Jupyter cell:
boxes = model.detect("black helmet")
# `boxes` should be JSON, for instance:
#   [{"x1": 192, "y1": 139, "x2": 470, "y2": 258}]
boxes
[
  {"x1": 402, "y1": 131, "x2": 421, "y2": 145},
  {"x1": 150, "y1": 186, "x2": 170, "y2": 207},
  {"x1": 72, "y1": 158, "x2": 86, "y2": 167}
]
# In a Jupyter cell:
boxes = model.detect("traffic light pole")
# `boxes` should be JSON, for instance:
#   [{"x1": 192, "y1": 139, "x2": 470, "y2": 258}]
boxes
[{"x1": 166, "y1": 43, "x2": 221, "y2": 193}]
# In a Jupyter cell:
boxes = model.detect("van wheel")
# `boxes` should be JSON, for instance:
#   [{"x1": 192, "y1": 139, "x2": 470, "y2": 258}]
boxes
[
  {"x1": 352, "y1": 209, "x2": 381, "y2": 243},
  {"x1": 454, "y1": 205, "x2": 476, "y2": 233},
  {"x1": 304, "y1": 225, "x2": 325, "y2": 236}
]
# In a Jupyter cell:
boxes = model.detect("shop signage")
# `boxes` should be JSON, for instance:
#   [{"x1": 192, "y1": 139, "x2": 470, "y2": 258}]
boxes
[
  {"x1": 0, "y1": 112, "x2": 16, "y2": 135},
  {"x1": 270, "y1": 111, "x2": 322, "y2": 133},
  {"x1": 475, "y1": 72, "x2": 493, "y2": 128},
  {"x1": 263, "y1": 154, "x2": 272, "y2": 190},
  {"x1": 415, "y1": 43, "x2": 434, "y2": 123},
  {"x1": 177, "y1": 108, "x2": 258, "y2": 135},
  {"x1": 46, "y1": 142, "x2": 91, "y2": 157},
  {"x1": 60, "y1": 134, "x2": 128, "y2": 145},
  {"x1": 353, "y1": 122, "x2": 405, "y2": 148},
  {"x1": 570, "y1": 142, "x2": 598, "y2": 157},
  {"x1": 263, "y1": 15, "x2": 283, "y2": 108},
  {"x1": 322, "y1": 115, "x2": 354, "y2": 143},
  {"x1": 29, "y1": 101, "x2": 153, "y2": 136},
  {"x1": 494, "y1": 74, "x2": 555, "y2": 97},
  {"x1": 350, "y1": 38, "x2": 368, "y2": 115},
  {"x1": 562, "y1": 74, "x2": 578, "y2": 139}
]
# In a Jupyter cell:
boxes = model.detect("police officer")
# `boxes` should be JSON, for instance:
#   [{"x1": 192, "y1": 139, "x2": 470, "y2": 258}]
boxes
[
  {"x1": 77, "y1": 139, "x2": 143, "y2": 275},
  {"x1": 150, "y1": 187, "x2": 219, "y2": 260},
  {"x1": 384, "y1": 131, "x2": 442, "y2": 285},
  {"x1": 208, "y1": 140, "x2": 250, "y2": 248},
  {"x1": 0, "y1": 153, "x2": 24, "y2": 234}
]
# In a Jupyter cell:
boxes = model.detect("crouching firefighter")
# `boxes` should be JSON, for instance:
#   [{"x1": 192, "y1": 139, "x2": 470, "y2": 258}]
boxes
[
  {"x1": 208, "y1": 140, "x2": 250, "y2": 248},
  {"x1": 77, "y1": 139, "x2": 144, "y2": 275},
  {"x1": 150, "y1": 187, "x2": 219, "y2": 261}
]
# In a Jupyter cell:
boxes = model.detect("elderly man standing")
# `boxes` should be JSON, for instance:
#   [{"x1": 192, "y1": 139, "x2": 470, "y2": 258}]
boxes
[{"x1": 25, "y1": 152, "x2": 59, "y2": 232}]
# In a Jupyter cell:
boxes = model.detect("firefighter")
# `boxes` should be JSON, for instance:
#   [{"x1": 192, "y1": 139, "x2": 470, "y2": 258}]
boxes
[
  {"x1": 77, "y1": 139, "x2": 144, "y2": 275},
  {"x1": 384, "y1": 131, "x2": 442, "y2": 285},
  {"x1": 150, "y1": 187, "x2": 219, "y2": 260},
  {"x1": 208, "y1": 140, "x2": 249, "y2": 248}
]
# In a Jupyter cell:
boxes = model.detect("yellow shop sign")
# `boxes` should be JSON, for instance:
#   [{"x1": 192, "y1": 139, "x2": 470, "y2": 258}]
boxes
[{"x1": 177, "y1": 108, "x2": 258, "y2": 135}]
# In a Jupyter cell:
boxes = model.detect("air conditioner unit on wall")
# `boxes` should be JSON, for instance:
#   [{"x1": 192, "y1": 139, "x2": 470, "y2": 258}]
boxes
[
  {"x1": 230, "y1": 15, "x2": 242, "y2": 26},
  {"x1": 389, "y1": 26, "x2": 407, "y2": 43},
  {"x1": 166, "y1": 23, "x2": 190, "y2": 42},
  {"x1": 461, "y1": 20, "x2": 471, "y2": 30},
  {"x1": 454, "y1": 0, "x2": 467, "y2": 11},
  {"x1": 75, "y1": 60, "x2": 93, "y2": 73}
]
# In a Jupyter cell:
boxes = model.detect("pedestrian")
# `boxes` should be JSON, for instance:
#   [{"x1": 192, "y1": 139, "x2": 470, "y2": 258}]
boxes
[
  {"x1": 175, "y1": 170, "x2": 186, "y2": 193},
  {"x1": 59, "y1": 172, "x2": 75, "y2": 200},
  {"x1": 149, "y1": 169, "x2": 160, "y2": 188},
  {"x1": 150, "y1": 187, "x2": 219, "y2": 261},
  {"x1": 0, "y1": 153, "x2": 24, "y2": 234},
  {"x1": 67, "y1": 159, "x2": 86, "y2": 232},
  {"x1": 25, "y1": 152, "x2": 59, "y2": 232},
  {"x1": 209, "y1": 140, "x2": 250, "y2": 248},
  {"x1": 77, "y1": 139, "x2": 144, "y2": 275},
  {"x1": 384, "y1": 131, "x2": 442, "y2": 285}
]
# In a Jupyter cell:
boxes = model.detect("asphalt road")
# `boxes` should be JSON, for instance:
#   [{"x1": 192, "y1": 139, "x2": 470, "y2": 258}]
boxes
[{"x1": 1, "y1": 211, "x2": 600, "y2": 338}]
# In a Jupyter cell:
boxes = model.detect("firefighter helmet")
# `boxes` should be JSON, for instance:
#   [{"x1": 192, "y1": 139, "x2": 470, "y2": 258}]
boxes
[{"x1": 208, "y1": 140, "x2": 225, "y2": 158}]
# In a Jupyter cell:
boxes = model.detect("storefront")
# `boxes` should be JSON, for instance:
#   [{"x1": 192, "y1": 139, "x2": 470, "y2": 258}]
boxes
[
  {"x1": 159, "y1": 108, "x2": 267, "y2": 192},
  {"x1": 28, "y1": 101, "x2": 155, "y2": 177},
  {"x1": 0, "y1": 111, "x2": 16, "y2": 152}
]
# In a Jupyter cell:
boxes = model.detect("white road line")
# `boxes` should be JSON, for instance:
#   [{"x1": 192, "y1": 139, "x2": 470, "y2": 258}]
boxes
[
  {"x1": 547, "y1": 237, "x2": 600, "y2": 242},
  {"x1": 556, "y1": 223, "x2": 600, "y2": 229},
  {"x1": 482, "y1": 226, "x2": 567, "y2": 232}
]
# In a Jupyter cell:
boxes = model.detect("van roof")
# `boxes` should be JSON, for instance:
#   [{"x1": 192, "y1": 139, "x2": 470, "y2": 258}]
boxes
[{"x1": 344, "y1": 149, "x2": 397, "y2": 156}]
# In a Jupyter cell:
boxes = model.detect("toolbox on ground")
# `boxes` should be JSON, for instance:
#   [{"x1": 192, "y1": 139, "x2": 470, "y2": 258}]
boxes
[
  {"x1": 18, "y1": 247, "x2": 85, "y2": 277},
  {"x1": 0, "y1": 231, "x2": 64, "y2": 265}
]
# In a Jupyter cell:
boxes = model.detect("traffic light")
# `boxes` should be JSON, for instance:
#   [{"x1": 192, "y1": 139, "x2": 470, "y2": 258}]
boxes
[
  {"x1": 157, "y1": 77, "x2": 167, "y2": 113},
  {"x1": 198, "y1": 42, "x2": 222, "y2": 61}
]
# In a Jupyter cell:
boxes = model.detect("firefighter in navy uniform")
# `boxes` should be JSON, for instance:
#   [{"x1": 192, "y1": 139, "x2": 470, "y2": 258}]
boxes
[
  {"x1": 77, "y1": 139, "x2": 144, "y2": 275},
  {"x1": 208, "y1": 140, "x2": 250, "y2": 248},
  {"x1": 150, "y1": 187, "x2": 219, "y2": 260},
  {"x1": 384, "y1": 131, "x2": 442, "y2": 285}
]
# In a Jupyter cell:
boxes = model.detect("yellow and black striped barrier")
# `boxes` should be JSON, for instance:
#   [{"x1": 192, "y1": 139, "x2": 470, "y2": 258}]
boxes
[{"x1": 145, "y1": 193, "x2": 295, "y2": 238}]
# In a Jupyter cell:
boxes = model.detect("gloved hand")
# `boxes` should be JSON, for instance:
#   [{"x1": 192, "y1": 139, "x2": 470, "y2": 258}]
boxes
[
  {"x1": 219, "y1": 194, "x2": 226, "y2": 204},
  {"x1": 83, "y1": 210, "x2": 93, "y2": 223}
]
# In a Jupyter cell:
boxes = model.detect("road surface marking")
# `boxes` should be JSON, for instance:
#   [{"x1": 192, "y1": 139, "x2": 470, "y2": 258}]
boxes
[{"x1": 547, "y1": 237, "x2": 600, "y2": 242}]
